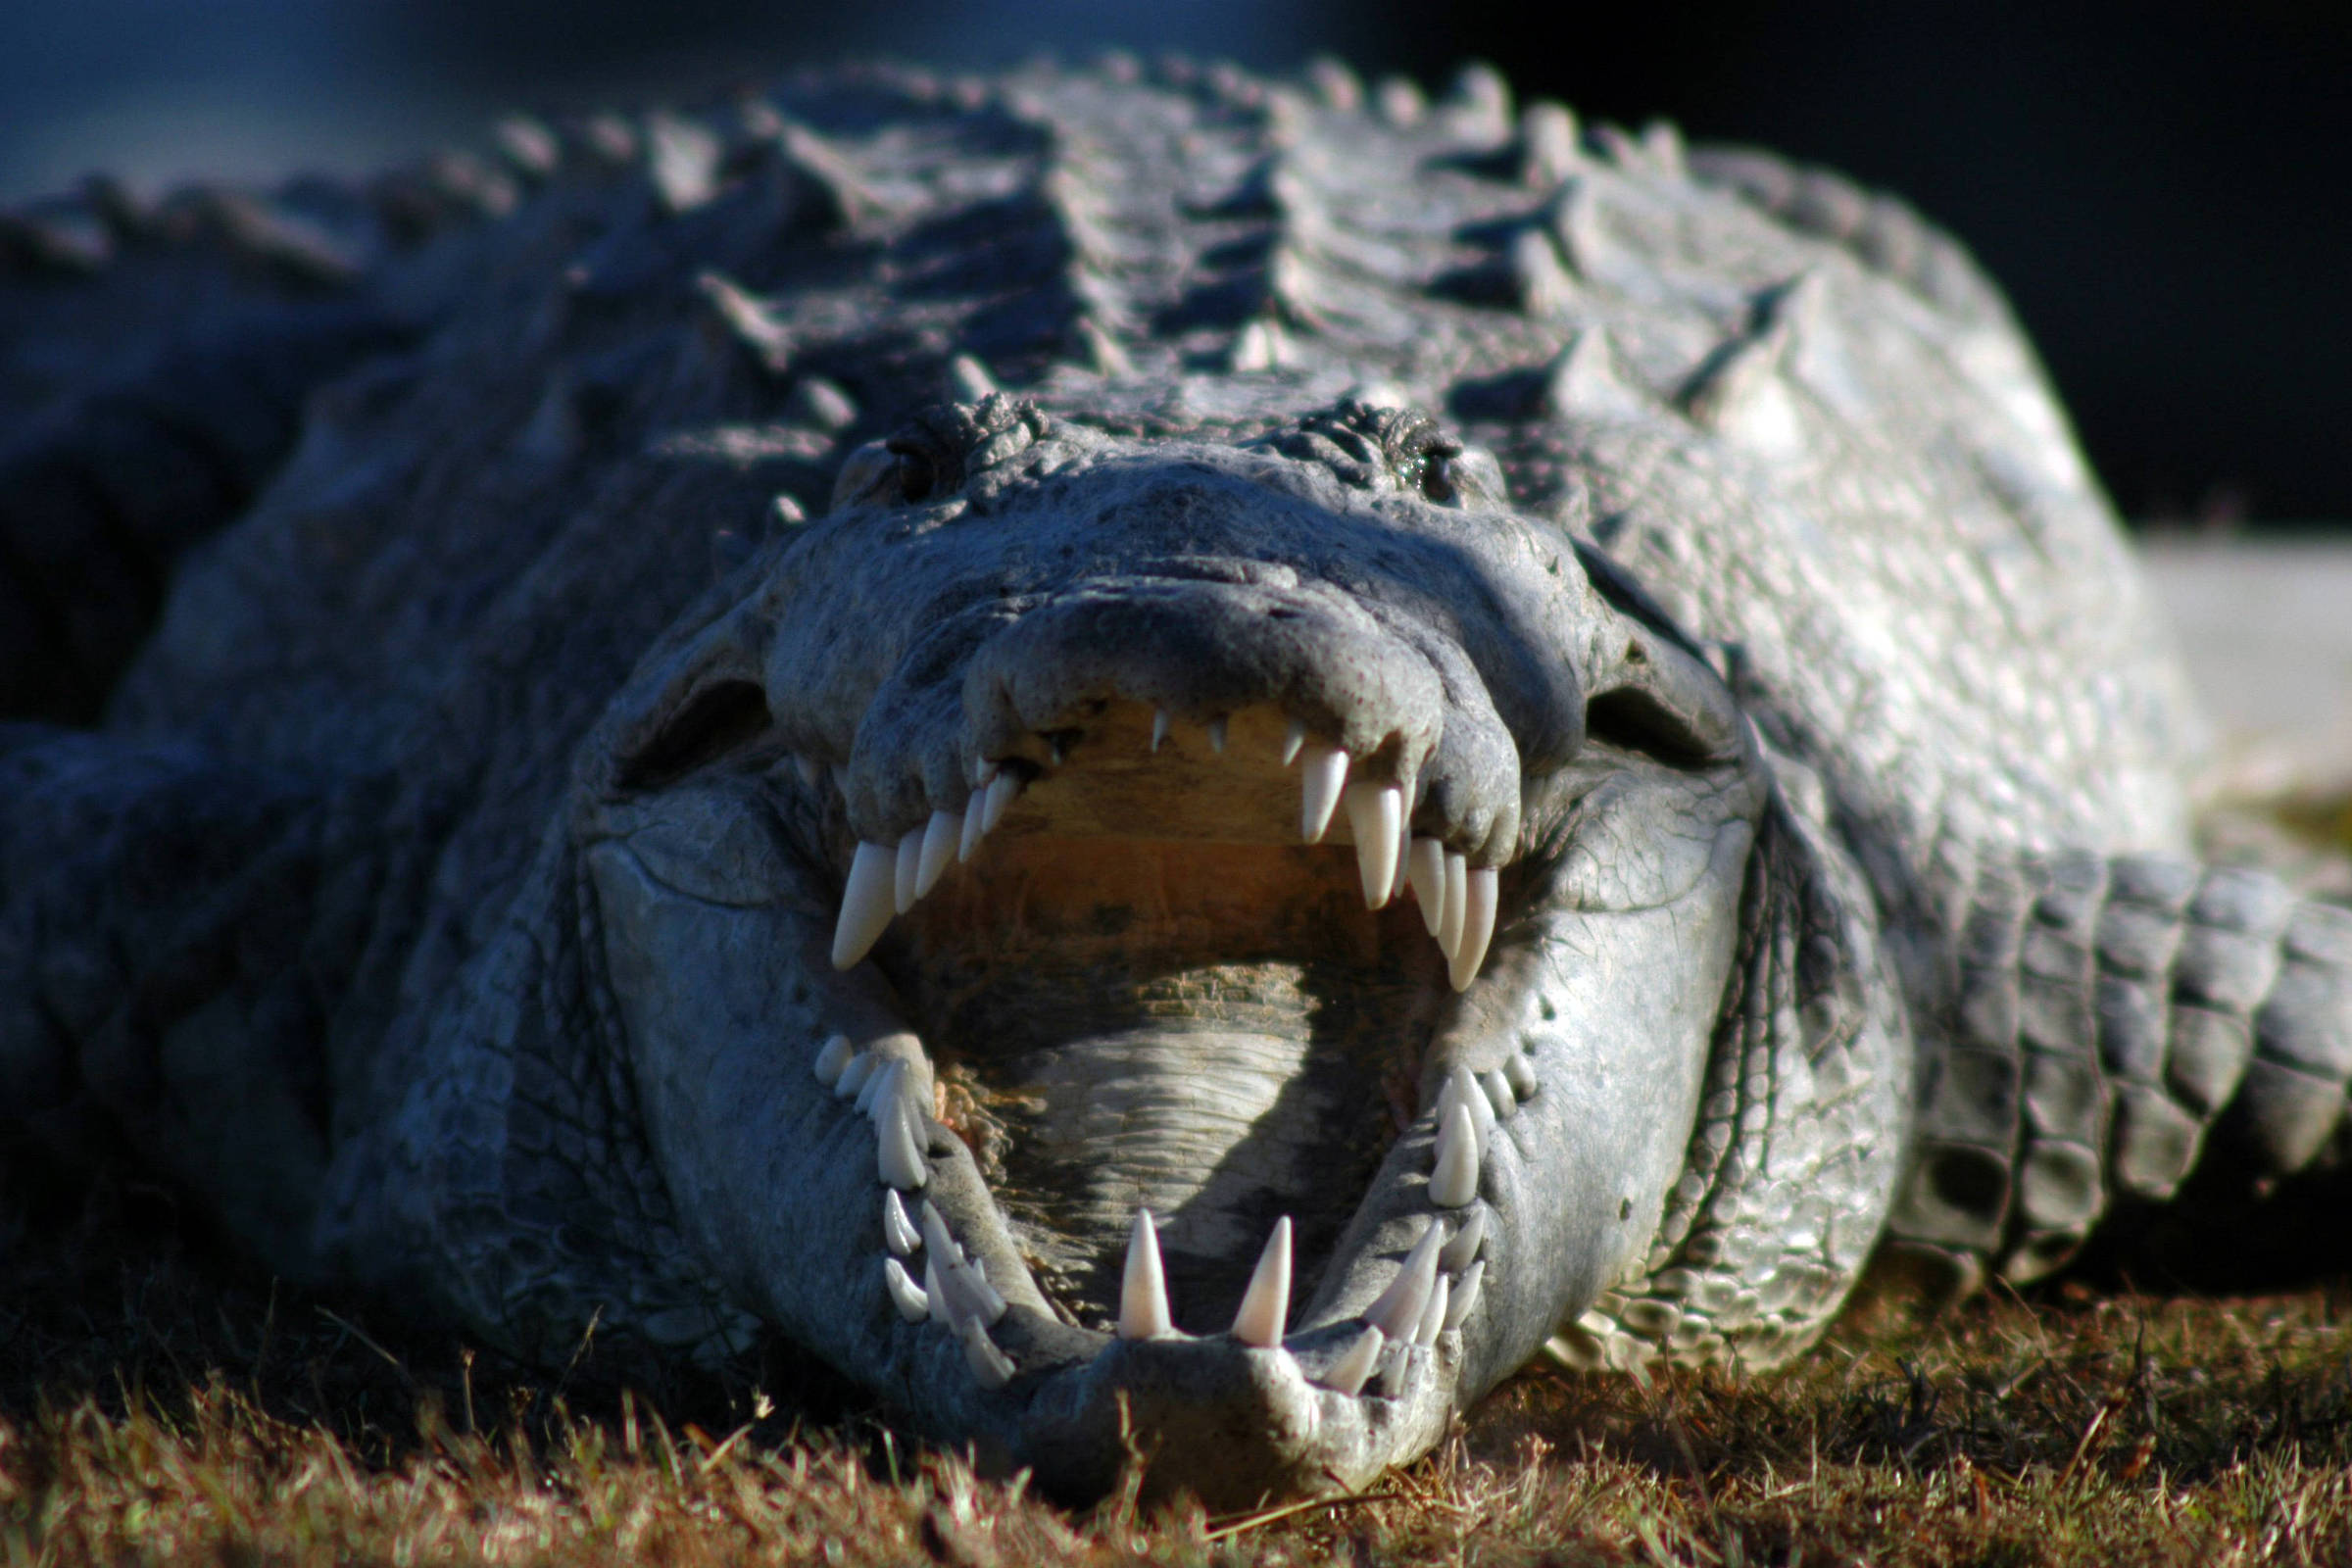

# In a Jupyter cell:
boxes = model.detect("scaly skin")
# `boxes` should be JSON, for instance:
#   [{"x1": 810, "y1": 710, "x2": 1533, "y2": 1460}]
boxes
[{"x1": 2, "y1": 59, "x2": 2348, "y2": 1505}]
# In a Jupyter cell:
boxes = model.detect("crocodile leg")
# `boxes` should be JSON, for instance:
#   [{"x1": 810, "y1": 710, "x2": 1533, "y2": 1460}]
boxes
[{"x1": 1878, "y1": 852, "x2": 2352, "y2": 1293}]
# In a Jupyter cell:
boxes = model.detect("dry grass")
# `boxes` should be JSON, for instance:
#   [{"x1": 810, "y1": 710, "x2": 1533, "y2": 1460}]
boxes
[{"x1": 7, "y1": 1180, "x2": 2352, "y2": 1567}]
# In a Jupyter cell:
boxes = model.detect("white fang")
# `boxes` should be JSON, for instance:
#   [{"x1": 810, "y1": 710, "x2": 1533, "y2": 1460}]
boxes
[
  {"x1": 883, "y1": 1257, "x2": 928, "y2": 1322},
  {"x1": 916, "y1": 809, "x2": 959, "y2": 898},
  {"x1": 1364, "y1": 1221, "x2": 1443, "y2": 1339},
  {"x1": 1480, "y1": 1068, "x2": 1516, "y2": 1119},
  {"x1": 925, "y1": 1257, "x2": 954, "y2": 1325},
  {"x1": 1408, "y1": 837, "x2": 1447, "y2": 937},
  {"x1": 1345, "y1": 783, "x2": 1403, "y2": 907},
  {"x1": 881, "y1": 1190, "x2": 921, "y2": 1256},
  {"x1": 1437, "y1": 852, "x2": 1468, "y2": 961},
  {"x1": 1444, "y1": 1259, "x2": 1484, "y2": 1331},
  {"x1": 877, "y1": 1098, "x2": 927, "y2": 1191},
  {"x1": 833, "y1": 1051, "x2": 875, "y2": 1101},
  {"x1": 960, "y1": 1319, "x2": 1013, "y2": 1390},
  {"x1": 1449, "y1": 866, "x2": 1498, "y2": 991},
  {"x1": 893, "y1": 827, "x2": 924, "y2": 913},
  {"x1": 1430, "y1": 1101, "x2": 1482, "y2": 1207},
  {"x1": 1299, "y1": 745, "x2": 1348, "y2": 842},
  {"x1": 1230, "y1": 1217, "x2": 1293, "y2": 1348},
  {"x1": 1118, "y1": 1208, "x2": 1175, "y2": 1340},
  {"x1": 1439, "y1": 1203, "x2": 1487, "y2": 1273},
  {"x1": 855, "y1": 1057, "x2": 900, "y2": 1119},
  {"x1": 1323, "y1": 1325, "x2": 1385, "y2": 1396},
  {"x1": 981, "y1": 770, "x2": 1020, "y2": 832},
  {"x1": 1413, "y1": 1273, "x2": 1450, "y2": 1348},
  {"x1": 831, "y1": 842, "x2": 897, "y2": 968},
  {"x1": 812, "y1": 1034, "x2": 854, "y2": 1087}
]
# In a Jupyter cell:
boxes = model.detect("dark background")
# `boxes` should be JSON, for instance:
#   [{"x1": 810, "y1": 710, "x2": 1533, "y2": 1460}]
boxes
[{"x1": 3, "y1": 1, "x2": 2346, "y2": 523}]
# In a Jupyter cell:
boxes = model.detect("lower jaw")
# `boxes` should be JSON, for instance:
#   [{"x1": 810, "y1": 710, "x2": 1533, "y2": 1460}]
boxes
[
  {"x1": 801, "y1": 845, "x2": 1552, "y2": 1503},
  {"x1": 589, "y1": 825, "x2": 1556, "y2": 1505}
]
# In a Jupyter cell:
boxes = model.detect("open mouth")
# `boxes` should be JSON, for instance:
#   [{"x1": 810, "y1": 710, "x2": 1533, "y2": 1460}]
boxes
[
  {"x1": 581, "y1": 438, "x2": 1761, "y2": 1498},
  {"x1": 819, "y1": 697, "x2": 1523, "y2": 1377}
]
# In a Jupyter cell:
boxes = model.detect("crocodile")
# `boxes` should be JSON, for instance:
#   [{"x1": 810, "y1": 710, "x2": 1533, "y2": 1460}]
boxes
[{"x1": 4, "y1": 56, "x2": 2350, "y2": 1507}]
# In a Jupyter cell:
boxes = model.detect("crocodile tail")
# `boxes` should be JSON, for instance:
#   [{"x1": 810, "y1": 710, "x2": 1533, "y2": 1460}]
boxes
[{"x1": 1881, "y1": 851, "x2": 2352, "y2": 1294}]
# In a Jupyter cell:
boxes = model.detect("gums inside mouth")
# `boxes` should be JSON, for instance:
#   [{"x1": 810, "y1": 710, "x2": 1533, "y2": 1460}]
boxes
[{"x1": 828, "y1": 699, "x2": 1523, "y2": 1344}]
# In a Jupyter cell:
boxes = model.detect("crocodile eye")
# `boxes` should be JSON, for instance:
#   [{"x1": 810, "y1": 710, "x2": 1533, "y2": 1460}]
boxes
[{"x1": 1415, "y1": 449, "x2": 1460, "y2": 505}]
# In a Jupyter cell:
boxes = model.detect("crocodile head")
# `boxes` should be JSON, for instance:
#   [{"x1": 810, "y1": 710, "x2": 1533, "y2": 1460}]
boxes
[{"x1": 577, "y1": 394, "x2": 1770, "y2": 1503}]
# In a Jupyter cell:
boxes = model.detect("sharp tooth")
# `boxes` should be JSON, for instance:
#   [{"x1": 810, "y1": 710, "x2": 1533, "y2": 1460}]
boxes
[
  {"x1": 1280, "y1": 717, "x2": 1306, "y2": 766},
  {"x1": 1151, "y1": 709, "x2": 1171, "y2": 752},
  {"x1": 1448, "y1": 865, "x2": 1498, "y2": 991},
  {"x1": 834, "y1": 1051, "x2": 876, "y2": 1100},
  {"x1": 981, "y1": 770, "x2": 1020, "y2": 832},
  {"x1": 916, "y1": 809, "x2": 959, "y2": 896},
  {"x1": 1230, "y1": 1216, "x2": 1292, "y2": 1348},
  {"x1": 1503, "y1": 1053, "x2": 1539, "y2": 1100},
  {"x1": 1439, "y1": 1203, "x2": 1487, "y2": 1272},
  {"x1": 1118, "y1": 1208, "x2": 1175, "y2": 1340},
  {"x1": 856, "y1": 1056, "x2": 901, "y2": 1118},
  {"x1": 1443, "y1": 1258, "x2": 1484, "y2": 1332},
  {"x1": 925, "y1": 1257, "x2": 954, "y2": 1324},
  {"x1": 877, "y1": 1098, "x2": 928, "y2": 1191},
  {"x1": 1323, "y1": 1324, "x2": 1385, "y2": 1396},
  {"x1": 918, "y1": 1200, "x2": 960, "y2": 1267},
  {"x1": 793, "y1": 755, "x2": 823, "y2": 789},
  {"x1": 956, "y1": 1254, "x2": 1006, "y2": 1326},
  {"x1": 884, "y1": 1257, "x2": 929, "y2": 1322},
  {"x1": 1364, "y1": 1221, "x2": 1443, "y2": 1339},
  {"x1": 1408, "y1": 837, "x2": 1447, "y2": 937},
  {"x1": 1438, "y1": 1063, "x2": 1496, "y2": 1143},
  {"x1": 812, "y1": 1034, "x2": 855, "y2": 1087},
  {"x1": 960, "y1": 1318, "x2": 1014, "y2": 1390},
  {"x1": 1430, "y1": 1101, "x2": 1482, "y2": 1207},
  {"x1": 1480, "y1": 1068, "x2": 1516, "y2": 1119},
  {"x1": 1299, "y1": 745, "x2": 1348, "y2": 842},
  {"x1": 1344, "y1": 783, "x2": 1402, "y2": 906},
  {"x1": 882, "y1": 1190, "x2": 921, "y2": 1256},
  {"x1": 972, "y1": 758, "x2": 999, "y2": 789},
  {"x1": 1437, "y1": 852, "x2": 1468, "y2": 960},
  {"x1": 958, "y1": 796, "x2": 987, "y2": 861},
  {"x1": 1413, "y1": 1273, "x2": 1451, "y2": 1348},
  {"x1": 1207, "y1": 717, "x2": 1228, "y2": 754},
  {"x1": 893, "y1": 827, "x2": 924, "y2": 913},
  {"x1": 831, "y1": 841, "x2": 897, "y2": 968}
]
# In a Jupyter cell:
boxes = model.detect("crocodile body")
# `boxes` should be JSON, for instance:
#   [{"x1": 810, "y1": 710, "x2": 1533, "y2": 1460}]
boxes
[{"x1": 4, "y1": 58, "x2": 2350, "y2": 1505}]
